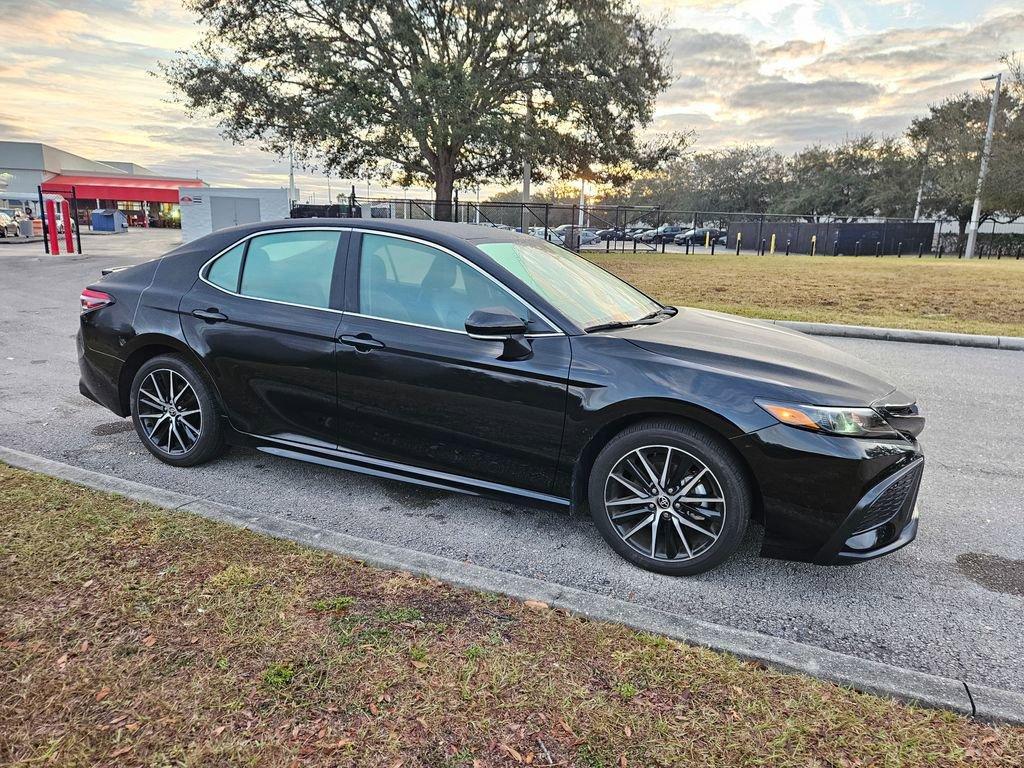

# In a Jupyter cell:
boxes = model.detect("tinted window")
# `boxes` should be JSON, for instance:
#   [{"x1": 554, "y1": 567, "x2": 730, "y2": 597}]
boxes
[
  {"x1": 238, "y1": 231, "x2": 341, "y2": 308},
  {"x1": 206, "y1": 241, "x2": 245, "y2": 291},
  {"x1": 359, "y1": 233, "x2": 530, "y2": 332}
]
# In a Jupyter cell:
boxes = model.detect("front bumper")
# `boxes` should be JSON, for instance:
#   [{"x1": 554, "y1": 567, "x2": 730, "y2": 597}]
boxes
[
  {"x1": 732, "y1": 423, "x2": 924, "y2": 564},
  {"x1": 818, "y1": 457, "x2": 923, "y2": 564}
]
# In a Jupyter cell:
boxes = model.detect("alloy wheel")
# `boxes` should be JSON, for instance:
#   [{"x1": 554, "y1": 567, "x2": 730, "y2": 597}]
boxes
[
  {"x1": 136, "y1": 368, "x2": 203, "y2": 455},
  {"x1": 603, "y1": 445, "x2": 727, "y2": 562}
]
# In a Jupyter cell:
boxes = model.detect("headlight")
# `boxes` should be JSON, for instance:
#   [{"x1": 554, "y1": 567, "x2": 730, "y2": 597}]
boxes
[{"x1": 755, "y1": 399, "x2": 899, "y2": 438}]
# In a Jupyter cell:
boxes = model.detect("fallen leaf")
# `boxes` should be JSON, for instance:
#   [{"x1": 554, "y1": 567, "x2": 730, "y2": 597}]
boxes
[
  {"x1": 56, "y1": 653, "x2": 69, "y2": 667},
  {"x1": 213, "y1": 725, "x2": 227, "y2": 737},
  {"x1": 368, "y1": 702, "x2": 379, "y2": 716},
  {"x1": 80, "y1": 640, "x2": 90, "y2": 653},
  {"x1": 624, "y1": 724, "x2": 632, "y2": 737},
  {"x1": 125, "y1": 723, "x2": 140, "y2": 732},
  {"x1": 83, "y1": 579, "x2": 95, "y2": 588},
  {"x1": 411, "y1": 660, "x2": 427, "y2": 669},
  {"x1": 619, "y1": 755, "x2": 627, "y2": 768},
  {"x1": 95, "y1": 686, "x2": 111, "y2": 702},
  {"x1": 501, "y1": 744, "x2": 524, "y2": 762},
  {"x1": 142, "y1": 635, "x2": 156, "y2": 648},
  {"x1": 110, "y1": 746, "x2": 132, "y2": 758},
  {"x1": 523, "y1": 600, "x2": 548, "y2": 611}
]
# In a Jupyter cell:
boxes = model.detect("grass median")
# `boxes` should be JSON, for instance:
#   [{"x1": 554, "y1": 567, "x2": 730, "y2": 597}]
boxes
[
  {"x1": 587, "y1": 251, "x2": 1024, "y2": 337},
  {"x1": 2, "y1": 463, "x2": 1022, "y2": 767}
]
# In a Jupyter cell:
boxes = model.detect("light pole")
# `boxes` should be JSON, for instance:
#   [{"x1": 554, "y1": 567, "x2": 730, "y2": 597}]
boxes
[{"x1": 964, "y1": 72, "x2": 1002, "y2": 259}]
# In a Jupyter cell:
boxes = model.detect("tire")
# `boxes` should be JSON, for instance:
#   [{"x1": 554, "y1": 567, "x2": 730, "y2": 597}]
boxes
[
  {"x1": 130, "y1": 354, "x2": 225, "y2": 467},
  {"x1": 588, "y1": 420, "x2": 750, "y2": 576}
]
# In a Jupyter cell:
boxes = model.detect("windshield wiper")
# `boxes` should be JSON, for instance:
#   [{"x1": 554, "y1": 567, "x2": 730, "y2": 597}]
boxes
[{"x1": 585, "y1": 306, "x2": 676, "y2": 333}]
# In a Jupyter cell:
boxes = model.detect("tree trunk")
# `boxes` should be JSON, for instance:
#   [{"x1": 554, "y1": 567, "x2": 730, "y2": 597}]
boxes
[{"x1": 434, "y1": 166, "x2": 455, "y2": 222}]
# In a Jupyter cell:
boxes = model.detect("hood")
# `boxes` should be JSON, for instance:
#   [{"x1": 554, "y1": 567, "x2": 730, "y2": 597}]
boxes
[{"x1": 618, "y1": 308, "x2": 901, "y2": 406}]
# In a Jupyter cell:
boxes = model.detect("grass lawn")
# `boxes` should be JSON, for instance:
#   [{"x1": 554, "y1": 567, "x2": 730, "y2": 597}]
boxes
[
  {"x1": 2, "y1": 464, "x2": 1023, "y2": 767},
  {"x1": 587, "y1": 252, "x2": 1024, "y2": 337}
]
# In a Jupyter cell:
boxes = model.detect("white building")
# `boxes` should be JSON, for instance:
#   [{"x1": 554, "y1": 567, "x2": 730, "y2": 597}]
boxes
[{"x1": 179, "y1": 186, "x2": 291, "y2": 242}]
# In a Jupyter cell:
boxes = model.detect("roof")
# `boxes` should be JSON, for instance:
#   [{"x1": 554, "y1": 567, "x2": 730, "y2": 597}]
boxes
[{"x1": 41, "y1": 174, "x2": 205, "y2": 204}]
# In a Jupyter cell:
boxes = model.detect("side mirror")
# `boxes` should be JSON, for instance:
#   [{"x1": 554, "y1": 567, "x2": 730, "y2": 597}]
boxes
[
  {"x1": 465, "y1": 308, "x2": 532, "y2": 361},
  {"x1": 465, "y1": 308, "x2": 528, "y2": 338}
]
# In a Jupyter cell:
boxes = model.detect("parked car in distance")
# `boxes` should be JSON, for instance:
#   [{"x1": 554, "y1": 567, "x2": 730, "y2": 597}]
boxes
[
  {"x1": 674, "y1": 227, "x2": 727, "y2": 246},
  {"x1": 78, "y1": 219, "x2": 925, "y2": 576},
  {"x1": 639, "y1": 225, "x2": 684, "y2": 244},
  {"x1": 528, "y1": 227, "x2": 566, "y2": 245},
  {"x1": 0, "y1": 208, "x2": 21, "y2": 237},
  {"x1": 596, "y1": 227, "x2": 626, "y2": 241}
]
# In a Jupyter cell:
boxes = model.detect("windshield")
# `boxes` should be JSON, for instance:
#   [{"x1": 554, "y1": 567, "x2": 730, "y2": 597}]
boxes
[{"x1": 477, "y1": 239, "x2": 662, "y2": 330}]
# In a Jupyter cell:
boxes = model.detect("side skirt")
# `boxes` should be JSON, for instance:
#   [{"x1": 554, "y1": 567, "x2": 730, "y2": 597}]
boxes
[{"x1": 242, "y1": 433, "x2": 572, "y2": 511}]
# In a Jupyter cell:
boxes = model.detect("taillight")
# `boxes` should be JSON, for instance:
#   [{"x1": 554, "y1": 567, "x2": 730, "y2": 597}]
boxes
[{"x1": 81, "y1": 288, "x2": 114, "y2": 313}]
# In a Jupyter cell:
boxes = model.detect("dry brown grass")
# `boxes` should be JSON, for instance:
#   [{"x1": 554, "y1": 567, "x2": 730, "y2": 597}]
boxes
[
  {"x1": 2, "y1": 463, "x2": 1023, "y2": 767},
  {"x1": 588, "y1": 252, "x2": 1024, "y2": 337}
]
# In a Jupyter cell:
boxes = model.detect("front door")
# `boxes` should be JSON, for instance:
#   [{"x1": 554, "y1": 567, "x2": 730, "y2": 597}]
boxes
[
  {"x1": 180, "y1": 228, "x2": 348, "y2": 448},
  {"x1": 335, "y1": 231, "x2": 571, "y2": 493}
]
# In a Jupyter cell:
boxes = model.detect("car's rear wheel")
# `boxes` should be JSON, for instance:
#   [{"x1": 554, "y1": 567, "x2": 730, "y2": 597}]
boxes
[
  {"x1": 130, "y1": 354, "x2": 225, "y2": 467},
  {"x1": 588, "y1": 420, "x2": 750, "y2": 576}
]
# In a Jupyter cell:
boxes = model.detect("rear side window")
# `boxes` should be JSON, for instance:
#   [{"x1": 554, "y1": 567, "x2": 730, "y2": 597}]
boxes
[
  {"x1": 206, "y1": 230, "x2": 342, "y2": 309},
  {"x1": 206, "y1": 242, "x2": 245, "y2": 291}
]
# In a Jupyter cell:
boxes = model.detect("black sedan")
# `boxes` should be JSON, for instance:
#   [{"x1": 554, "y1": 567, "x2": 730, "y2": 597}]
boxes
[
  {"x1": 674, "y1": 227, "x2": 727, "y2": 246},
  {"x1": 638, "y1": 225, "x2": 684, "y2": 244},
  {"x1": 78, "y1": 220, "x2": 924, "y2": 576}
]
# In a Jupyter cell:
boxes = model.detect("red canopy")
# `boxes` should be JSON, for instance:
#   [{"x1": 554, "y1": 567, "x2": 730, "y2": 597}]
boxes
[{"x1": 41, "y1": 174, "x2": 205, "y2": 204}]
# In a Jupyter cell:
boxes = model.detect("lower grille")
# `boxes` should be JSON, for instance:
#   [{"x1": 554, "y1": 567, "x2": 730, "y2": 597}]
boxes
[{"x1": 853, "y1": 462, "x2": 922, "y2": 534}]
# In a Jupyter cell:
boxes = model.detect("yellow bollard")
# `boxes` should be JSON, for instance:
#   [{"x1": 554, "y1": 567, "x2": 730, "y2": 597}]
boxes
[
  {"x1": 704, "y1": 230, "x2": 710, "y2": 248},
  {"x1": 769, "y1": 233, "x2": 776, "y2": 254},
  {"x1": 810, "y1": 234, "x2": 817, "y2": 257}
]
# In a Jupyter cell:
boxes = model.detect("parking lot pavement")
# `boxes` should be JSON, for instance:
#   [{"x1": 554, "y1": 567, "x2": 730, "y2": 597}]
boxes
[{"x1": 2, "y1": 230, "x2": 1023, "y2": 694}]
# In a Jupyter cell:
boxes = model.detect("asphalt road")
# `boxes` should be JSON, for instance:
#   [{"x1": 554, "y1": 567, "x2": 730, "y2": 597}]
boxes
[{"x1": 2, "y1": 229, "x2": 1023, "y2": 694}]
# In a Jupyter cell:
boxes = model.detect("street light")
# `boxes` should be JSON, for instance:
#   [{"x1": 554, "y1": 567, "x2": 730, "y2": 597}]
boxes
[{"x1": 964, "y1": 72, "x2": 1002, "y2": 259}]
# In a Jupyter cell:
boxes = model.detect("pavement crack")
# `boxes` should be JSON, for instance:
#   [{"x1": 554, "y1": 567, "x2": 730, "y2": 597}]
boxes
[{"x1": 962, "y1": 680, "x2": 977, "y2": 717}]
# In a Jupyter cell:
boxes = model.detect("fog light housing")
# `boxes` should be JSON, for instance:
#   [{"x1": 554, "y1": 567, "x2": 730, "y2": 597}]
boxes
[{"x1": 844, "y1": 529, "x2": 881, "y2": 551}]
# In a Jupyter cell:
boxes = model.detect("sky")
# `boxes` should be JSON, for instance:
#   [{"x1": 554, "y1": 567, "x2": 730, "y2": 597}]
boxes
[{"x1": 0, "y1": 0, "x2": 1021, "y2": 201}]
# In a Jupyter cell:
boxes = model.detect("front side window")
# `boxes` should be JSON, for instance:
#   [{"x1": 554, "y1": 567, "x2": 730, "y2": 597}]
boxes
[
  {"x1": 477, "y1": 239, "x2": 661, "y2": 330},
  {"x1": 206, "y1": 230, "x2": 341, "y2": 308},
  {"x1": 359, "y1": 233, "x2": 531, "y2": 332}
]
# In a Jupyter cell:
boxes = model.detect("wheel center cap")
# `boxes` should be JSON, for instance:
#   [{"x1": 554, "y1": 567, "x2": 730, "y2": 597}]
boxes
[{"x1": 657, "y1": 496, "x2": 670, "y2": 509}]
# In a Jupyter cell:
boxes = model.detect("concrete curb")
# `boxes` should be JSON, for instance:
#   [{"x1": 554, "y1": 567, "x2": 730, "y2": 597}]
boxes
[
  {"x1": 771, "y1": 320, "x2": 1024, "y2": 351},
  {"x1": 2, "y1": 444, "x2": 1023, "y2": 725}
]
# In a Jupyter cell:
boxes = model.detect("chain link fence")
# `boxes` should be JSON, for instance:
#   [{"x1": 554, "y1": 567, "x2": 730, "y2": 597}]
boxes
[{"x1": 290, "y1": 199, "x2": 1024, "y2": 260}]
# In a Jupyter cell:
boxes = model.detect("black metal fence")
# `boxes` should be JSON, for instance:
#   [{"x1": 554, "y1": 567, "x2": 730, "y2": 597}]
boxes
[{"x1": 290, "y1": 198, "x2": 1024, "y2": 259}]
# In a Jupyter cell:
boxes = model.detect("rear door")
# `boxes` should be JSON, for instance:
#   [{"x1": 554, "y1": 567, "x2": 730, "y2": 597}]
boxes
[
  {"x1": 180, "y1": 227, "x2": 348, "y2": 449},
  {"x1": 334, "y1": 231, "x2": 571, "y2": 493}
]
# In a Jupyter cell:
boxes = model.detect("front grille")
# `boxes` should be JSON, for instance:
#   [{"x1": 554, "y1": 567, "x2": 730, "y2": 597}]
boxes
[{"x1": 853, "y1": 463, "x2": 922, "y2": 534}]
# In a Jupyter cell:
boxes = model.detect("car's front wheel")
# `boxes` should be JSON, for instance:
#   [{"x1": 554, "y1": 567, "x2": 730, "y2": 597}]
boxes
[
  {"x1": 130, "y1": 354, "x2": 225, "y2": 467},
  {"x1": 588, "y1": 420, "x2": 751, "y2": 576}
]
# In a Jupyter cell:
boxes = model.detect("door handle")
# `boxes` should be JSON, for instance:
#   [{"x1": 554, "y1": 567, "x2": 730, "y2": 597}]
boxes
[
  {"x1": 338, "y1": 333, "x2": 384, "y2": 351},
  {"x1": 192, "y1": 309, "x2": 228, "y2": 322}
]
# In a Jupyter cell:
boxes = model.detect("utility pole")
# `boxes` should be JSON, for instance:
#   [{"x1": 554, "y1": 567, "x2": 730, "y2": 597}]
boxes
[
  {"x1": 521, "y1": 32, "x2": 535, "y2": 205},
  {"x1": 965, "y1": 72, "x2": 1001, "y2": 259},
  {"x1": 913, "y1": 139, "x2": 929, "y2": 223},
  {"x1": 287, "y1": 142, "x2": 296, "y2": 208}
]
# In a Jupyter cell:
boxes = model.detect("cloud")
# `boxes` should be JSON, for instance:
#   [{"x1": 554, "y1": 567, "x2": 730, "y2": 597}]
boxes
[
  {"x1": 729, "y1": 79, "x2": 883, "y2": 110},
  {"x1": 1, "y1": 0, "x2": 1023, "y2": 198}
]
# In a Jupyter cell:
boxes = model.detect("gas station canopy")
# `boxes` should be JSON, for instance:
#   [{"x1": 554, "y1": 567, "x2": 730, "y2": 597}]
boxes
[{"x1": 41, "y1": 174, "x2": 205, "y2": 204}]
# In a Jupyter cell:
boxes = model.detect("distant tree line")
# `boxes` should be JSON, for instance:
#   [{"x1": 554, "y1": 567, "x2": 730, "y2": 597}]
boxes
[{"x1": 599, "y1": 63, "x2": 1024, "y2": 240}]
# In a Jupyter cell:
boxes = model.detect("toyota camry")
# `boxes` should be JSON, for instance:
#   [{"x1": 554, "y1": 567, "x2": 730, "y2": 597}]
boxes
[{"x1": 78, "y1": 220, "x2": 925, "y2": 575}]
